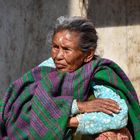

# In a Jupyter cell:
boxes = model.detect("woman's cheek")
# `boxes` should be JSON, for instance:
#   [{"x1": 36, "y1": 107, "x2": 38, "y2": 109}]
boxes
[
  {"x1": 51, "y1": 50, "x2": 57, "y2": 59},
  {"x1": 64, "y1": 54, "x2": 72, "y2": 62}
]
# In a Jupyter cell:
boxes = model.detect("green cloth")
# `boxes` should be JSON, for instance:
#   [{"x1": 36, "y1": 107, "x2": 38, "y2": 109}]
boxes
[
  {"x1": 92, "y1": 58, "x2": 140, "y2": 139},
  {"x1": 0, "y1": 57, "x2": 140, "y2": 140}
]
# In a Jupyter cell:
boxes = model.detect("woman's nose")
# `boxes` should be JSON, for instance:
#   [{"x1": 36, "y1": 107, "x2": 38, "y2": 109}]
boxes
[{"x1": 56, "y1": 49, "x2": 64, "y2": 59}]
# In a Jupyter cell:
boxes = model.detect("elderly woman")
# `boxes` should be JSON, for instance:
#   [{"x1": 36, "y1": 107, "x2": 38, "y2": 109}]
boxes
[{"x1": 0, "y1": 16, "x2": 140, "y2": 140}]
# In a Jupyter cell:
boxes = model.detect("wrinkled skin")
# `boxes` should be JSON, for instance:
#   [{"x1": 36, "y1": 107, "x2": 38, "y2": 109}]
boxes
[
  {"x1": 77, "y1": 98, "x2": 121, "y2": 114},
  {"x1": 51, "y1": 30, "x2": 91, "y2": 72}
]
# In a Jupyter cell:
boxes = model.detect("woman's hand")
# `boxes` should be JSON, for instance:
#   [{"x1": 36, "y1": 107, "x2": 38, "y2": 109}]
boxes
[
  {"x1": 67, "y1": 117, "x2": 79, "y2": 127},
  {"x1": 77, "y1": 98, "x2": 121, "y2": 115},
  {"x1": 67, "y1": 99, "x2": 121, "y2": 127}
]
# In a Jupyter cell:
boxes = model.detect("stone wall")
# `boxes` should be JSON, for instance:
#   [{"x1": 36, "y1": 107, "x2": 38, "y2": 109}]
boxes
[
  {"x1": 0, "y1": 0, "x2": 140, "y2": 101},
  {"x1": 87, "y1": 0, "x2": 140, "y2": 101},
  {"x1": 0, "y1": 0, "x2": 70, "y2": 94}
]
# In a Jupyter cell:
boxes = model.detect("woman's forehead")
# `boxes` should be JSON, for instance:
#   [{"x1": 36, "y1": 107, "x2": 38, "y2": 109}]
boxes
[{"x1": 53, "y1": 30, "x2": 79, "y2": 45}]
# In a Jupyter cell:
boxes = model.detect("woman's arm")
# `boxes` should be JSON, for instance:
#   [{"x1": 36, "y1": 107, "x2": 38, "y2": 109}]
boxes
[
  {"x1": 68, "y1": 97, "x2": 121, "y2": 127},
  {"x1": 70, "y1": 85, "x2": 128, "y2": 135}
]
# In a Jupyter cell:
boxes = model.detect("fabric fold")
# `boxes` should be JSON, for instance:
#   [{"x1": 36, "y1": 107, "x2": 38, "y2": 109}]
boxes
[{"x1": 0, "y1": 58, "x2": 140, "y2": 139}]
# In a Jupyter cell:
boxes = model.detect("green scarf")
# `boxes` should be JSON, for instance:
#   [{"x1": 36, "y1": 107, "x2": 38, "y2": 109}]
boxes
[{"x1": 0, "y1": 57, "x2": 140, "y2": 139}]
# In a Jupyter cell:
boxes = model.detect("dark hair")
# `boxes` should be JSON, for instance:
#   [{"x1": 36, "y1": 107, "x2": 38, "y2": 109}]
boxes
[{"x1": 52, "y1": 16, "x2": 98, "y2": 52}]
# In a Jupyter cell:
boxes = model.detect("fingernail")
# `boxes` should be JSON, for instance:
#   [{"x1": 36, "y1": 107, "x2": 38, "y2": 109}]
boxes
[{"x1": 116, "y1": 109, "x2": 120, "y2": 112}]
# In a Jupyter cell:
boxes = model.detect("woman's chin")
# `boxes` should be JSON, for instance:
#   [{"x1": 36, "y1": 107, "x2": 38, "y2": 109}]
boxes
[
  {"x1": 57, "y1": 68, "x2": 67, "y2": 72},
  {"x1": 57, "y1": 68, "x2": 74, "y2": 73}
]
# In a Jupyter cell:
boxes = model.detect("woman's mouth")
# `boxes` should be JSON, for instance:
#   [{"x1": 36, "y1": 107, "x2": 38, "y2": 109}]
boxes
[{"x1": 55, "y1": 63, "x2": 66, "y2": 69}]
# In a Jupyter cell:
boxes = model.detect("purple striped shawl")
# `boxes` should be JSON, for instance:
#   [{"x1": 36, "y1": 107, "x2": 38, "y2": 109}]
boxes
[{"x1": 0, "y1": 57, "x2": 140, "y2": 139}]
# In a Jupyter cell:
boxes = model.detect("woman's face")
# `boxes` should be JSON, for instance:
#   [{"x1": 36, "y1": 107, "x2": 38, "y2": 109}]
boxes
[{"x1": 51, "y1": 30, "x2": 88, "y2": 72}]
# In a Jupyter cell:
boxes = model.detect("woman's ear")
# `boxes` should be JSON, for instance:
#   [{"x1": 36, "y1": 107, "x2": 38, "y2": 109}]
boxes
[{"x1": 84, "y1": 49, "x2": 95, "y2": 63}]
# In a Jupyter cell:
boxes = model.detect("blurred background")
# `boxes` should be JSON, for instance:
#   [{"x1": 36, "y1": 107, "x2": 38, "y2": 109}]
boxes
[{"x1": 0, "y1": 0, "x2": 140, "y2": 101}]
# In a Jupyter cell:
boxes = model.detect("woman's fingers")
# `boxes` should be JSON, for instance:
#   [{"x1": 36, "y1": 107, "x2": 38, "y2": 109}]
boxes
[
  {"x1": 100, "y1": 99, "x2": 121, "y2": 113},
  {"x1": 91, "y1": 99, "x2": 120, "y2": 114},
  {"x1": 97, "y1": 104, "x2": 120, "y2": 115},
  {"x1": 78, "y1": 98, "x2": 121, "y2": 115}
]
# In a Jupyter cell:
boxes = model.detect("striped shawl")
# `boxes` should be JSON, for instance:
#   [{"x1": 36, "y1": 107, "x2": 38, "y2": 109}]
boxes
[{"x1": 0, "y1": 58, "x2": 140, "y2": 140}]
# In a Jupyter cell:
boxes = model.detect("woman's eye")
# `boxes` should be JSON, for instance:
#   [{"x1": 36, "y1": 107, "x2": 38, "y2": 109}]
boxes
[
  {"x1": 63, "y1": 47, "x2": 71, "y2": 51},
  {"x1": 63, "y1": 48, "x2": 69, "y2": 51},
  {"x1": 52, "y1": 45, "x2": 59, "y2": 49}
]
